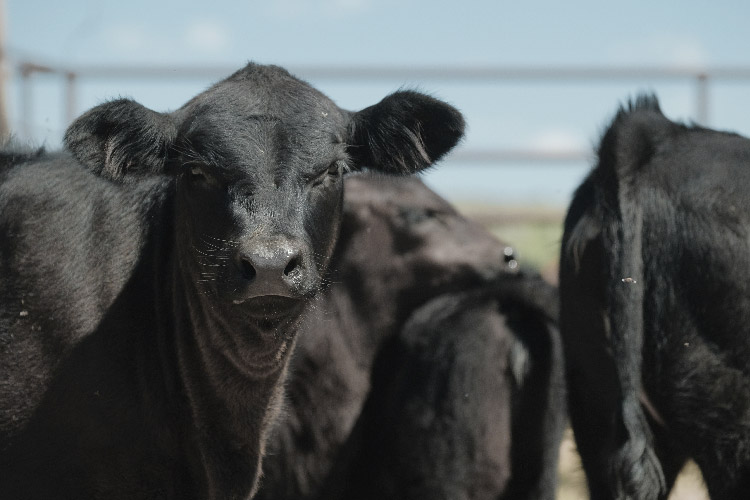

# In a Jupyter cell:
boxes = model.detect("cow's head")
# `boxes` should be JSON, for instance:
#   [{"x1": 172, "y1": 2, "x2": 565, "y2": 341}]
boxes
[
  {"x1": 338, "y1": 174, "x2": 516, "y2": 321},
  {"x1": 64, "y1": 64, "x2": 464, "y2": 322}
]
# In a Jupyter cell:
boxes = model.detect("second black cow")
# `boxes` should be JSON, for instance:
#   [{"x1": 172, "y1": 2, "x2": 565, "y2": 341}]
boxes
[
  {"x1": 561, "y1": 96, "x2": 750, "y2": 499},
  {"x1": 256, "y1": 174, "x2": 566, "y2": 500}
]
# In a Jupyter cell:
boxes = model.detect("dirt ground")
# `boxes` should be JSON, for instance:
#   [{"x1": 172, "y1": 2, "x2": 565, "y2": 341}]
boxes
[{"x1": 556, "y1": 429, "x2": 709, "y2": 500}]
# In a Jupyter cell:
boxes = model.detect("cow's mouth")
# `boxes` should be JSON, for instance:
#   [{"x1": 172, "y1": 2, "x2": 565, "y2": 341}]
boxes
[{"x1": 236, "y1": 295, "x2": 305, "y2": 320}]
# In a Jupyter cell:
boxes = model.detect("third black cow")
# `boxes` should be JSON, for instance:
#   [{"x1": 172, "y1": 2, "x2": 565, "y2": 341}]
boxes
[{"x1": 560, "y1": 96, "x2": 750, "y2": 499}]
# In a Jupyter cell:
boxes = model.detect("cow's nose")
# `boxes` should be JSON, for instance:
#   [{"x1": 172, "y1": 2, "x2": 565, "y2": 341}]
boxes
[{"x1": 237, "y1": 247, "x2": 304, "y2": 290}]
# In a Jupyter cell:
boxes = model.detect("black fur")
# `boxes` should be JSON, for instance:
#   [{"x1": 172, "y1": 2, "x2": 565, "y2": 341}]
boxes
[
  {"x1": 560, "y1": 95, "x2": 750, "y2": 499},
  {"x1": 0, "y1": 63, "x2": 464, "y2": 500}
]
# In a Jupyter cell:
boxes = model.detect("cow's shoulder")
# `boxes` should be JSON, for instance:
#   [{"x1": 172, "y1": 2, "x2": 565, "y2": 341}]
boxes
[{"x1": 0, "y1": 153, "x2": 170, "y2": 344}]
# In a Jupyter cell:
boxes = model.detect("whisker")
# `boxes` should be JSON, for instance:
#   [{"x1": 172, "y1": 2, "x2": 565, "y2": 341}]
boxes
[{"x1": 202, "y1": 234, "x2": 239, "y2": 245}]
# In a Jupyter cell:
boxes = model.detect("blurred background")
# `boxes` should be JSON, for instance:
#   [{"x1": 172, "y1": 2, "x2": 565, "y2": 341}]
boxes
[{"x1": 4, "y1": 1, "x2": 748, "y2": 497}]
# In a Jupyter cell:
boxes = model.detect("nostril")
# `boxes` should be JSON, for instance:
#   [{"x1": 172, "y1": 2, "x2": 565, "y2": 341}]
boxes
[
  {"x1": 283, "y1": 255, "x2": 302, "y2": 277},
  {"x1": 240, "y1": 257, "x2": 257, "y2": 281}
]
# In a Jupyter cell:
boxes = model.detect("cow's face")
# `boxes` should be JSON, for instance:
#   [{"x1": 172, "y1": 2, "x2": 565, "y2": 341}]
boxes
[
  {"x1": 64, "y1": 64, "x2": 465, "y2": 320},
  {"x1": 168, "y1": 77, "x2": 354, "y2": 315}
]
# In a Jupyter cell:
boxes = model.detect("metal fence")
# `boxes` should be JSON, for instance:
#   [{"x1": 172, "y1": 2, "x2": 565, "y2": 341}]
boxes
[{"x1": 11, "y1": 61, "x2": 750, "y2": 165}]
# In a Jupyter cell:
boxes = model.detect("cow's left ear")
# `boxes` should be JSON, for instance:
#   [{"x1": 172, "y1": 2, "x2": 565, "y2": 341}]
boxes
[
  {"x1": 64, "y1": 98, "x2": 177, "y2": 182},
  {"x1": 347, "y1": 91, "x2": 465, "y2": 174}
]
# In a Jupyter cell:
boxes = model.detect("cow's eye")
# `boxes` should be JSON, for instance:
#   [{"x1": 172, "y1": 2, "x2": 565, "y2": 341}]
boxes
[
  {"x1": 312, "y1": 161, "x2": 343, "y2": 187},
  {"x1": 327, "y1": 162, "x2": 342, "y2": 177}
]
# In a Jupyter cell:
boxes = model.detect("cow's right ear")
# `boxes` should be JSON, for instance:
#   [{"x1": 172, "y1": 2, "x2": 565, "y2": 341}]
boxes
[{"x1": 64, "y1": 99, "x2": 177, "y2": 182}]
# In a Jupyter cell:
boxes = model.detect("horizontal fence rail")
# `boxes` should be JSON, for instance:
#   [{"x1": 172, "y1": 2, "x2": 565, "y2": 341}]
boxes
[
  {"x1": 18, "y1": 61, "x2": 750, "y2": 81},
  {"x1": 8, "y1": 58, "x2": 750, "y2": 163}
]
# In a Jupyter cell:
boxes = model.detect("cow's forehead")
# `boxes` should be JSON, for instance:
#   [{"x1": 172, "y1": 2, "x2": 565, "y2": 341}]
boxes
[
  {"x1": 175, "y1": 115, "x2": 347, "y2": 184},
  {"x1": 182, "y1": 112, "x2": 344, "y2": 152},
  {"x1": 174, "y1": 69, "x2": 349, "y2": 174}
]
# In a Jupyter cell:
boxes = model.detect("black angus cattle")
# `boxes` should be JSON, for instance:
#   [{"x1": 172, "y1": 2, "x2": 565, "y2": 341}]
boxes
[
  {"x1": 0, "y1": 63, "x2": 464, "y2": 500},
  {"x1": 255, "y1": 174, "x2": 566, "y2": 500},
  {"x1": 560, "y1": 95, "x2": 750, "y2": 499}
]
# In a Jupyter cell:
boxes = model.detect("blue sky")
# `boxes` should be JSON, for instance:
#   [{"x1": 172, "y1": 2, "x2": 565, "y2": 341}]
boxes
[{"x1": 5, "y1": 0, "x2": 750, "y2": 206}]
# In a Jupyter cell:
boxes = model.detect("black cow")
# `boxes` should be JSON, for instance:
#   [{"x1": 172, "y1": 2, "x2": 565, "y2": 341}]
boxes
[
  {"x1": 255, "y1": 174, "x2": 566, "y2": 500},
  {"x1": 560, "y1": 95, "x2": 750, "y2": 499},
  {"x1": 0, "y1": 63, "x2": 464, "y2": 500}
]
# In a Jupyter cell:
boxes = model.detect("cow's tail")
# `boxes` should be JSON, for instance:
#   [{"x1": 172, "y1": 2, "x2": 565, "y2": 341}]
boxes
[{"x1": 599, "y1": 95, "x2": 668, "y2": 499}]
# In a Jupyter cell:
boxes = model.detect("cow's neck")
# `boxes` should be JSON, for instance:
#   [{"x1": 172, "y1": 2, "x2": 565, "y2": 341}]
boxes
[{"x1": 160, "y1": 247, "x2": 298, "y2": 499}]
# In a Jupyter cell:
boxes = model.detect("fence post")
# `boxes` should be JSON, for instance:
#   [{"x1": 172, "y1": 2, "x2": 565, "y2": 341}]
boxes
[
  {"x1": 64, "y1": 71, "x2": 77, "y2": 126},
  {"x1": 696, "y1": 73, "x2": 709, "y2": 126},
  {"x1": 20, "y1": 64, "x2": 32, "y2": 140}
]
